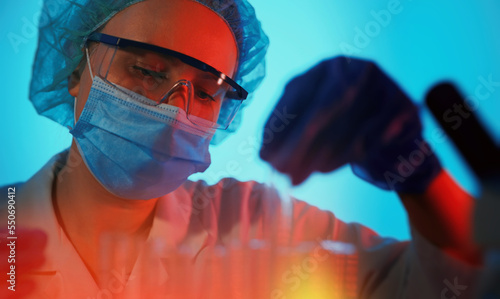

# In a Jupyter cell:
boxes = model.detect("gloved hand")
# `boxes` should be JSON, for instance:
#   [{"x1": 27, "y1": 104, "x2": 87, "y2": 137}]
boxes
[{"x1": 259, "y1": 56, "x2": 441, "y2": 193}]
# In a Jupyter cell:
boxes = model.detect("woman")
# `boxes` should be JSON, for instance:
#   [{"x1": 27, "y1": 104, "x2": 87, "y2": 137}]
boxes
[{"x1": 1, "y1": 0, "x2": 483, "y2": 298}]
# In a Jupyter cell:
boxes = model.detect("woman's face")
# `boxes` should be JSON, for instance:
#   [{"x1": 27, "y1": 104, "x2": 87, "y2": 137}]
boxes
[{"x1": 70, "y1": 0, "x2": 239, "y2": 122}]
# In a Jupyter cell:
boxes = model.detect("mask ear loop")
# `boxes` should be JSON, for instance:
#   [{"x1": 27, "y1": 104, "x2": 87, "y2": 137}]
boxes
[
  {"x1": 73, "y1": 97, "x2": 77, "y2": 127},
  {"x1": 85, "y1": 47, "x2": 94, "y2": 79},
  {"x1": 71, "y1": 47, "x2": 95, "y2": 129}
]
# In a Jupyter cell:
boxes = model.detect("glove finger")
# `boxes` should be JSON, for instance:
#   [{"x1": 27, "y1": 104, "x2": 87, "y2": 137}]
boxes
[
  {"x1": 260, "y1": 86, "x2": 348, "y2": 177},
  {"x1": 269, "y1": 96, "x2": 368, "y2": 185},
  {"x1": 261, "y1": 57, "x2": 362, "y2": 158},
  {"x1": 260, "y1": 68, "x2": 326, "y2": 161}
]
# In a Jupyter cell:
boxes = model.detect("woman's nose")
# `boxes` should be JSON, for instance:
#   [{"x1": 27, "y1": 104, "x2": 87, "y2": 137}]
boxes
[{"x1": 159, "y1": 80, "x2": 192, "y2": 110}]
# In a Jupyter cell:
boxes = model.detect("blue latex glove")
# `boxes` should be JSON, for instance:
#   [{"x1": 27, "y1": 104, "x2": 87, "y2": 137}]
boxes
[{"x1": 259, "y1": 57, "x2": 441, "y2": 193}]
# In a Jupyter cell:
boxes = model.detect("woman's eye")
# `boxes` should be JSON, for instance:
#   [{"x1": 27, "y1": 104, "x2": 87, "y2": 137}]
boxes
[
  {"x1": 196, "y1": 90, "x2": 216, "y2": 102},
  {"x1": 132, "y1": 66, "x2": 166, "y2": 80}
]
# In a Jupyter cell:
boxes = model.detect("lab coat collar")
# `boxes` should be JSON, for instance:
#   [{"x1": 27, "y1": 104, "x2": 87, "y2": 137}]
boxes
[
  {"x1": 17, "y1": 150, "x2": 72, "y2": 272},
  {"x1": 17, "y1": 151, "x2": 100, "y2": 296}
]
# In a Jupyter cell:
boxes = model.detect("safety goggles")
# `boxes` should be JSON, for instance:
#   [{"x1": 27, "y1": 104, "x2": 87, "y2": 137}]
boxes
[{"x1": 86, "y1": 33, "x2": 247, "y2": 130}]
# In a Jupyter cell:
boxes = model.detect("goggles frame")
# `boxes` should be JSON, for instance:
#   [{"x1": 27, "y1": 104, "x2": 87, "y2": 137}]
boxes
[{"x1": 86, "y1": 32, "x2": 248, "y2": 101}]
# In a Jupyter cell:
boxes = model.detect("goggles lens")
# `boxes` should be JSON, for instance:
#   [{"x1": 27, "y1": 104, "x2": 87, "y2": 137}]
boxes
[{"x1": 88, "y1": 34, "x2": 244, "y2": 130}]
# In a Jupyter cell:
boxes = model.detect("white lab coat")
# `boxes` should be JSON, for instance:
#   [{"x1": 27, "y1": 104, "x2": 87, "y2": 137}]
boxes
[{"x1": 2, "y1": 151, "x2": 481, "y2": 299}]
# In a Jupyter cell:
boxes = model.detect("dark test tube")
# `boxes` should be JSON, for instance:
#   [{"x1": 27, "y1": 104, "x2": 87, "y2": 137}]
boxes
[{"x1": 425, "y1": 82, "x2": 500, "y2": 181}]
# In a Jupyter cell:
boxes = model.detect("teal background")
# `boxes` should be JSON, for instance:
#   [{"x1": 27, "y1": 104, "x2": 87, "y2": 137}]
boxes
[{"x1": 1, "y1": 0, "x2": 499, "y2": 240}]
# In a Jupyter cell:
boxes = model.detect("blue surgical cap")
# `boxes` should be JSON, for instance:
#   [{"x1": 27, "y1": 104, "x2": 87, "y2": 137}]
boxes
[{"x1": 30, "y1": 0, "x2": 269, "y2": 144}]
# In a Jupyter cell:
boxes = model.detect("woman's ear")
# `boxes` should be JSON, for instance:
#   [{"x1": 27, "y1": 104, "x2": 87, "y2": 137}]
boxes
[
  {"x1": 68, "y1": 53, "x2": 88, "y2": 97},
  {"x1": 68, "y1": 68, "x2": 81, "y2": 97}
]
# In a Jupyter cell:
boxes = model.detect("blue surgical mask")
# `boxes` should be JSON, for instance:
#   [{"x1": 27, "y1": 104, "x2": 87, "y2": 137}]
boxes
[{"x1": 70, "y1": 76, "x2": 215, "y2": 200}]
